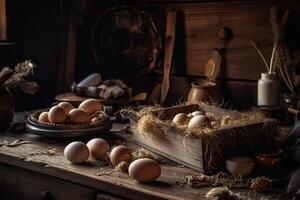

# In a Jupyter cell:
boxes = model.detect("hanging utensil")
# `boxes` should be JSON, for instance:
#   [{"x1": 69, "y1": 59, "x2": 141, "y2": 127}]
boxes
[
  {"x1": 204, "y1": 48, "x2": 222, "y2": 83},
  {"x1": 160, "y1": 11, "x2": 177, "y2": 104}
]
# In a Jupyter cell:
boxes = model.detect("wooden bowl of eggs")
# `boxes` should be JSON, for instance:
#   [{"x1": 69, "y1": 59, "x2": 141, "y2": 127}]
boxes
[{"x1": 26, "y1": 99, "x2": 112, "y2": 138}]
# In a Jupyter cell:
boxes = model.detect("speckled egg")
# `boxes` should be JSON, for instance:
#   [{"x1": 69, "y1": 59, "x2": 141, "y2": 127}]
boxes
[
  {"x1": 48, "y1": 106, "x2": 67, "y2": 123},
  {"x1": 87, "y1": 138, "x2": 110, "y2": 159},
  {"x1": 109, "y1": 145, "x2": 132, "y2": 167},
  {"x1": 64, "y1": 141, "x2": 89, "y2": 164},
  {"x1": 129, "y1": 158, "x2": 161, "y2": 182}
]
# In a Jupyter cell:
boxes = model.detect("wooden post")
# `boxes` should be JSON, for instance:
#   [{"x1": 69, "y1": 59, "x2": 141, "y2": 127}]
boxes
[{"x1": 0, "y1": 0, "x2": 6, "y2": 40}]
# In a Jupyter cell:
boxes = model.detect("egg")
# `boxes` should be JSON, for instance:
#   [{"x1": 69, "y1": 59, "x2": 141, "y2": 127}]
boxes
[
  {"x1": 58, "y1": 102, "x2": 74, "y2": 114},
  {"x1": 64, "y1": 141, "x2": 89, "y2": 164},
  {"x1": 48, "y1": 106, "x2": 67, "y2": 123},
  {"x1": 91, "y1": 117, "x2": 100, "y2": 123},
  {"x1": 172, "y1": 113, "x2": 189, "y2": 125},
  {"x1": 129, "y1": 158, "x2": 161, "y2": 182},
  {"x1": 188, "y1": 115, "x2": 211, "y2": 129},
  {"x1": 109, "y1": 145, "x2": 132, "y2": 166},
  {"x1": 87, "y1": 138, "x2": 110, "y2": 159},
  {"x1": 68, "y1": 109, "x2": 91, "y2": 123},
  {"x1": 191, "y1": 110, "x2": 206, "y2": 117},
  {"x1": 211, "y1": 121, "x2": 219, "y2": 127},
  {"x1": 38, "y1": 112, "x2": 49, "y2": 123},
  {"x1": 78, "y1": 99, "x2": 103, "y2": 114}
]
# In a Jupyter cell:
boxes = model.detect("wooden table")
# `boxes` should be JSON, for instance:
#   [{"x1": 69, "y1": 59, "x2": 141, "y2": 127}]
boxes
[{"x1": 0, "y1": 112, "x2": 289, "y2": 200}]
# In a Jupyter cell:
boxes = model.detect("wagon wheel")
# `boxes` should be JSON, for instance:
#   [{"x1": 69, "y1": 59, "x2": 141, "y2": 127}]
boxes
[{"x1": 91, "y1": 6, "x2": 162, "y2": 84}]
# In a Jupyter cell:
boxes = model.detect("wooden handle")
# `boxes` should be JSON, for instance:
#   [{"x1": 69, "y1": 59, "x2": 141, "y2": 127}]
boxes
[
  {"x1": 288, "y1": 107, "x2": 299, "y2": 115},
  {"x1": 205, "y1": 48, "x2": 221, "y2": 82},
  {"x1": 160, "y1": 11, "x2": 177, "y2": 104}
]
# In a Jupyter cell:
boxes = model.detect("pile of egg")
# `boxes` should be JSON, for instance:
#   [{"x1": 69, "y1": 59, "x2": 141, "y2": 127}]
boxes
[
  {"x1": 38, "y1": 99, "x2": 105, "y2": 124},
  {"x1": 172, "y1": 110, "x2": 214, "y2": 128},
  {"x1": 64, "y1": 139, "x2": 161, "y2": 183}
]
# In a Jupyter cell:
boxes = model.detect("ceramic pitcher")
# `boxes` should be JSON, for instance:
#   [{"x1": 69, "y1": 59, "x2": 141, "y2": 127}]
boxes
[{"x1": 257, "y1": 73, "x2": 279, "y2": 107}]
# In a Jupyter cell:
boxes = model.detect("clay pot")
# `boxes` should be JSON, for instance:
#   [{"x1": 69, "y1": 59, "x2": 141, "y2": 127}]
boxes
[
  {"x1": 187, "y1": 81, "x2": 222, "y2": 104},
  {"x1": 0, "y1": 86, "x2": 15, "y2": 130}
]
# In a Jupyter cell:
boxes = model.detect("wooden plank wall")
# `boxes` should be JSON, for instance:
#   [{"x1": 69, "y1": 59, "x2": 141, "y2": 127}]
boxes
[
  {"x1": 1, "y1": 0, "x2": 72, "y2": 111},
  {"x1": 147, "y1": 0, "x2": 273, "y2": 108}
]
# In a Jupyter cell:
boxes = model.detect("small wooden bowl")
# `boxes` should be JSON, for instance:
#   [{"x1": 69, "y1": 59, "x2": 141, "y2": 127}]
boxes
[
  {"x1": 226, "y1": 157, "x2": 255, "y2": 177},
  {"x1": 26, "y1": 111, "x2": 112, "y2": 138}
]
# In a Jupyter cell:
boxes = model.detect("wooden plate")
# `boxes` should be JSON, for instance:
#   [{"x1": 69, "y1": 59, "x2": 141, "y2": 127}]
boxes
[
  {"x1": 55, "y1": 92, "x2": 128, "y2": 106},
  {"x1": 26, "y1": 111, "x2": 112, "y2": 138}
]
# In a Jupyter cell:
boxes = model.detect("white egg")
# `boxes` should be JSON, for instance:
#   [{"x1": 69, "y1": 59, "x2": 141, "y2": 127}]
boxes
[
  {"x1": 172, "y1": 113, "x2": 189, "y2": 125},
  {"x1": 191, "y1": 110, "x2": 206, "y2": 117},
  {"x1": 64, "y1": 141, "x2": 89, "y2": 164},
  {"x1": 188, "y1": 115, "x2": 211, "y2": 129}
]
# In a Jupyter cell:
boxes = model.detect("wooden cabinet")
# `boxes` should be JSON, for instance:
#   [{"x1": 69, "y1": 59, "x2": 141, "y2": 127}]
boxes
[{"x1": 0, "y1": 163, "x2": 123, "y2": 200}]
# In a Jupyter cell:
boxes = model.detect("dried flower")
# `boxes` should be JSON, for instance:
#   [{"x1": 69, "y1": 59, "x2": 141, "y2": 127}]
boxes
[
  {"x1": 250, "y1": 176, "x2": 272, "y2": 191},
  {"x1": 0, "y1": 60, "x2": 38, "y2": 94}
]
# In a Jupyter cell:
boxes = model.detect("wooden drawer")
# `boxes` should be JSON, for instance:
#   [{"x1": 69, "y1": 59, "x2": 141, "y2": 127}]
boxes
[{"x1": 0, "y1": 163, "x2": 96, "y2": 200}]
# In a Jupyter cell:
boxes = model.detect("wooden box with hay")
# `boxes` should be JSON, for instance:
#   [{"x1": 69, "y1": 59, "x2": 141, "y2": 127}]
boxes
[{"x1": 128, "y1": 104, "x2": 278, "y2": 174}]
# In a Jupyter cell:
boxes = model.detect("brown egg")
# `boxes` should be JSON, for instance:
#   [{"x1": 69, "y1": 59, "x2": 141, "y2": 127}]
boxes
[
  {"x1": 48, "y1": 106, "x2": 67, "y2": 123},
  {"x1": 129, "y1": 158, "x2": 161, "y2": 182},
  {"x1": 87, "y1": 138, "x2": 110, "y2": 159},
  {"x1": 172, "y1": 113, "x2": 189, "y2": 125},
  {"x1": 78, "y1": 99, "x2": 103, "y2": 114},
  {"x1": 58, "y1": 102, "x2": 74, "y2": 114},
  {"x1": 109, "y1": 145, "x2": 132, "y2": 166},
  {"x1": 91, "y1": 117, "x2": 100, "y2": 123},
  {"x1": 64, "y1": 141, "x2": 89, "y2": 164},
  {"x1": 38, "y1": 112, "x2": 49, "y2": 123},
  {"x1": 188, "y1": 115, "x2": 211, "y2": 129},
  {"x1": 68, "y1": 109, "x2": 91, "y2": 123}
]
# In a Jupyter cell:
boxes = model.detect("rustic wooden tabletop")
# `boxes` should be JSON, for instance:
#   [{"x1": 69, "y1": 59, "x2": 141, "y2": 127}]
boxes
[{"x1": 0, "y1": 112, "x2": 291, "y2": 200}]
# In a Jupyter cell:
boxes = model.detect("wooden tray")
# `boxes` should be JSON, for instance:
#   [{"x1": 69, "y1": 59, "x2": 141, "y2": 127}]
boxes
[
  {"x1": 130, "y1": 104, "x2": 277, "y2": 174},
  {"x1": 26, "y1": 112, "x2": 112, "y2": 138}
]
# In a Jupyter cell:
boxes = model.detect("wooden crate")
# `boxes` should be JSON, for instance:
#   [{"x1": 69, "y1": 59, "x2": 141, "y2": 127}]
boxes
[{"x1": 131, "y1": 104, "x2": 277, "y2": 174}]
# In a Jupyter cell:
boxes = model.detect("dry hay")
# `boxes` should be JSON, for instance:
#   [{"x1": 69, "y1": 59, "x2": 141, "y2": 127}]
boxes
[
  {"x1": 122, "y1": 103, "x2": 277, "y2": 171},
  {"x1": 124, "y1": 103, "x2": 275, "y2": 139}
]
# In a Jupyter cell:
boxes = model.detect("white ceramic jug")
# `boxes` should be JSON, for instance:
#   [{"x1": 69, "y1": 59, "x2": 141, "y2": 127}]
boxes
[{"x1": 257, "y1": 72, "x2": 280, "y2": 107}]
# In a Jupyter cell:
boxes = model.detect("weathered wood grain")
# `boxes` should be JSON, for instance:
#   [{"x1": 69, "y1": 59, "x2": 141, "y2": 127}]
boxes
[
  {"x1": 0, "y1": 163, "x2": 97, "y2": 200},
  {"x1": 148, "y1": 1, "x2": 272, "y2": 80},
  {"x1": 164, "y1": 75, "x2": 257, "y2": 109},
  {"x1": 0, "y1": 0, "x2": 6, "y2": 40},
  {"x1": 131, "y1": 104, "x2": 277, "y2": 173},
  {"x1": 0, "y1": 112, "x2": 283, "y2": 200}
]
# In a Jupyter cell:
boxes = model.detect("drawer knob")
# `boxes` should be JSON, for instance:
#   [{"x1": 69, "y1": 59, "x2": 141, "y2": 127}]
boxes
[{"x1": 41, "y1": 191, "x2": 52, "y2": 200}]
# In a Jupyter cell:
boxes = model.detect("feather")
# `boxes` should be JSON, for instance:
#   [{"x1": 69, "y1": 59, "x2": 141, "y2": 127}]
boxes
[{"x1": 205, "y1": 187, "x2": 243, "y2": 200}]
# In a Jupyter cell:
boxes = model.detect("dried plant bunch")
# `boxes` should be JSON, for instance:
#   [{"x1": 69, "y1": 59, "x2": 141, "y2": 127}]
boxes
[
  {"x1": 0, "y1": 60, "x2": 38, "y2": 95},
  {"x1": 251, "y1": 6, "x2": 300, "y2": 96}
]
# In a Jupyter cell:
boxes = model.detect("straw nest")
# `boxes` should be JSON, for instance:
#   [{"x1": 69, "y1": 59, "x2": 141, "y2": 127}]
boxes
[{"x1": 122, "y1": 103, "x2": 276, "y2": 139}]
